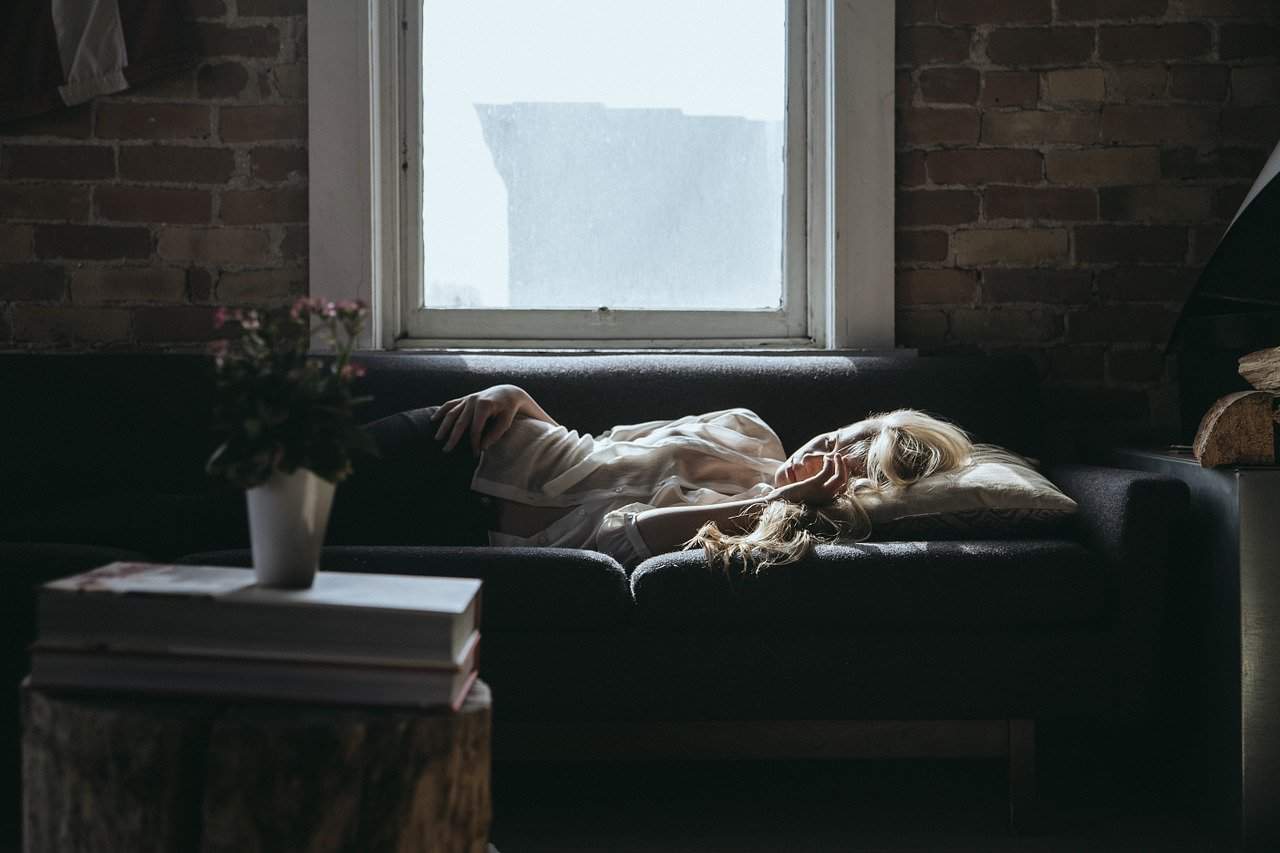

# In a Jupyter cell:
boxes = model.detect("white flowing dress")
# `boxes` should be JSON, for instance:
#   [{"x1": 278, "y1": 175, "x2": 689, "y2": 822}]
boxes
[{"x1": 470, "y1": 409, "x2": 787, "y2": 568}]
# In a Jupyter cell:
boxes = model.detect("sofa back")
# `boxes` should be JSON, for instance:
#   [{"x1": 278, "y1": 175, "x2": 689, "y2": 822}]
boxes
[{"x1": 0, "y1": 352, "x2": 1042, "y2": 537}]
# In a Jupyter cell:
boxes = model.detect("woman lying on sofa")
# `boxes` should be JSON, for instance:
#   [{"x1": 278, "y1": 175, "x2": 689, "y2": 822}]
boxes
[{"x1": 406, "y1": 384, "x2": 972, "y2": 572}]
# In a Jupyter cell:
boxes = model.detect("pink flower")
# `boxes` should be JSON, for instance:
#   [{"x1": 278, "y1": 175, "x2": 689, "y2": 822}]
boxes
[
  {"x1": 213, "y1": 306, "x2": 231, "y2": 329},
  {"x1": 340, "y1": 363, "x2": 367, "y2": 380}
]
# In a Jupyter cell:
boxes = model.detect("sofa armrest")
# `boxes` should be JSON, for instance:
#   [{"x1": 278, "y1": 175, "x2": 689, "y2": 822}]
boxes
[{"x1": 1045, "y1": 464, "x2": 1188, "y2": 600}]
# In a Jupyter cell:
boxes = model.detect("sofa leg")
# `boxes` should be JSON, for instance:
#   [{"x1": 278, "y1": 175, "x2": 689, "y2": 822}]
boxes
[{"x1": 1008, "y1": 719, "x2": 1037, "y2": 834}]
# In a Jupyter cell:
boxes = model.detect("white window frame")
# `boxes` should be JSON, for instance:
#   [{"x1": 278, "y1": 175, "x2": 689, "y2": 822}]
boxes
[{"x1": 308, "y1": 0, "x2": 893, "y2": 351}]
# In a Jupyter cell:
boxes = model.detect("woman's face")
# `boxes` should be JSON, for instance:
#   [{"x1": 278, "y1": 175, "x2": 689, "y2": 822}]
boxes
[{"x1": 773, "y1": 420, "x2": 879, "y2": 486}]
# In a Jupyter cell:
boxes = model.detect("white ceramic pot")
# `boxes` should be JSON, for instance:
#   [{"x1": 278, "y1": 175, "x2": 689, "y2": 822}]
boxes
[{"x1": 246, "y1": 468, "x2": 336, "y2": 589}]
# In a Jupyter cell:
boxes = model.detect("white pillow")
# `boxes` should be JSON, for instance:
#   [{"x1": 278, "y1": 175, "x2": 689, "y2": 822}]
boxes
[{"x1": 858, "y1": 444, "x2": 1077, "y2": 540}]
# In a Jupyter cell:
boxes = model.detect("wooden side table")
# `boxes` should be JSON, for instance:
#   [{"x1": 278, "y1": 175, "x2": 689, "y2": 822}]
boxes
[
  {"x1": 1114, "y1": 449, "x2": 1280, "y2": 852},
  {"x1": 22, "y1": 679, "x2": 491, "y2": 853}
]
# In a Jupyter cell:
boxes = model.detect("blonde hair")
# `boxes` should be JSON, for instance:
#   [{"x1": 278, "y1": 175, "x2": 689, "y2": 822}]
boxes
[{"x1": 691, "y1": 409, "x2": 972, "y2": 572}]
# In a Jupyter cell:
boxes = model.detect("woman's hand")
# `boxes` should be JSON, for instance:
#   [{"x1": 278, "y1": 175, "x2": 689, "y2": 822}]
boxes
[
  {"x1": 769, "y1": 453, "x2": 851, "y2": 506},
  {"x1": 430, "y1": 384, "x2": 556, "y2": 454}
]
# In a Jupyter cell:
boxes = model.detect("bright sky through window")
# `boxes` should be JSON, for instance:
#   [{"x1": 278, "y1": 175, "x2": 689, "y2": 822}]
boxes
[{"x1": 421, "y1": 0, "x2": 787, "y2": 310}]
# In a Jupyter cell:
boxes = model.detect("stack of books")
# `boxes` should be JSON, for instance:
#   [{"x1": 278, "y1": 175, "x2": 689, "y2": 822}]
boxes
[{"x1": 29, "y1": 562, "x2": 481, "y2": 710}]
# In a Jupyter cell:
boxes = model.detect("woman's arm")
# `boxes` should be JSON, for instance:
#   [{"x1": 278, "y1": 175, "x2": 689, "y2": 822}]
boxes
[
  {"x1": 431, "y1": 384, "x2": 558, "y2": 454},
  {"x1": 633, "y1": 453, "x2": 851, "y2": 555}
]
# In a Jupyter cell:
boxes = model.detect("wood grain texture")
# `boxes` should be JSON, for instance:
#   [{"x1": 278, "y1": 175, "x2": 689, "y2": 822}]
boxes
[
  {"x1": 22, "y1": 681, "x2": 491, "y2": 853},
  {"x1": 1240, "y1": 347, "x2": 1280, "y2": 392},
  {"x1": 1193, "y1": 391, "x2": 1276, "y2": 467}
]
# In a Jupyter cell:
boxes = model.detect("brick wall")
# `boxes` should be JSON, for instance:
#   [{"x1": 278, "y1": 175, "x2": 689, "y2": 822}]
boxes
[
  {"x1": 896, "y1": 0, "x2": 1279, "y2": 449},
  {"x1": 0, "y1": 0, "x2": 1278, "y2": 450},
  {"x1": 0, "y1": 0, "x2": 307, "y2": 349}
]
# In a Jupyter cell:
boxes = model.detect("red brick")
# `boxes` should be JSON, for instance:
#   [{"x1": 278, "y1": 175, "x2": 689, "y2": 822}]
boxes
[
  {"x1": 188, "y1": 267, "x2": 215, "y2": 302},
  {"x1": 1167, "y1": 0, "x2": 1271, "y2": 15},
  {"x1": 896, "y1": 269, "x2": 979, "y2": 304},
  {"x1": 34, "y1": 225, "x2": 152, "y2": 260},
  {"x1": 196, "y1": 23, "x2": 281, "y2": 58},
  {"x1": 980, "y1": 71, "x2": 1039, "y2": 107},
  {"x1": 220, "y1": 105, "x2": 307, "y2": 142},
  {"x1": 128, "y1": 68, "x2": 197, "y2": 99},
  {"x1": 0, "y1": 263, "x2": 66, "y2": 300},
  {"x1": 1192, "y1": 223, "x2": 1229, "y2": 264},
  {"x1": 0, "y1": 104, "x2": 92, "y2": 139},
  {"x1": 96, "y1": 102, "x2": 211, "y2": 140},
  {"x1": 133, "y1": 306, "x2": 223, "y2": 343},
  {"x1": 0, "y1": 225, "x2": 32, "y2": 261},
  {"x1": 69, "y1": 267, "x2": 187, "y2": 304},
  {"x1": 1219, "y1": 24, "x2": 1280, "y2": 60},
  {"x1": 11, "y1": 305, "x2": 131, "y2": 344},
  {"x1": 982, "y1": 110, "x2": 1099, "y2": 145},
  {"x1": 221, "y1": 189, "x2": 308, "y2": 224},
  {"x1": 896, "y1": 309, "x2": 949, "y2": 347},
  {"x1": 929, "y1": 149, "x2": 1042, "y2": 185},
  {"x1": 1160, "y1": 147, "x2": 1266, "y2": 180},
  {"x1": 938, "y1": 0, "x2": 1050, "y2": 24},
  {"x1": 1222, "y1": 105, "x2": 1280, "y2": 144},
  {"x1": 899, "y1": 108, "x2": 980, "y2": 146},
  {"x1": 249, "y1": 147, "x2": 308, "y2": 182},
  {"x1": 1043, "y1": 387, "x2": 1150, "y2": 421},
  {"x1": 1109, "y1": 348, "x2": 1167, "y2": 382},
  {"x1": 1099, "y1": 186, "x2": 1212, "y2": 222},
  {"x1": 898, "y1": 151, "x2": 928, "y2": 187},
  {"x1": 1098, "y1": 24, "x2": 1211, "y2": 61},
  {"x1": 281, "y1": 226, "x2": 307, "y2": 260},
  {"x1": 897, "y1": 27, "x2": 973, "y2": 65},
  {"x1": 985, "y1": 186, "x2": 1097, "y2": 221},
  {"x1": 237, "y1": 0, "x2": 306, "y2": 14},
  {"x1": 896, "y1": 190, "x2": 980, "y2": 225},
  {"x1": 3, "y1": 145, "x2": 115, "y2": 180},
  {"x1": 197, "y1": 62, "x2": 251, "y2": 98},
  {"x1": 1169, "y1": 65, "x2": 1228, "y2": 101},
  {"x1": 983, "y1": 269, "x2": 1093, "y2": 303},
  {"x1": 919, "y1": 67, "x2": 980, "y2": 103},
  {"x1": 1213, "y1": 184, "x2": 1250, "y2": 220},
  {"x1": 157, "y1": 227, "x2": 272, "y2": 264},
  {"x1": 1046, "y1": 147, "x2": 1162, "y2": 185},
  {"x1": 217, "y1": 268, "x2": 306, "y2": 301},
  {"x1": 118, "y1": 145, "x2": 236, "y2": 184},
  {"x1": 953, "y1": 228, "x2": 1069, "y2": 266},
  {"x1": 1097, "y1": 265, "x2": 1197, "y2": 301},
  {"x1": 96, "y1": 187, "x2": 212, "y2": 224},
  {"x1": 185, "y1": 0, "x2": 226, "y2": 17},
  {"x1": 986, "y1": 28, "x2": 1094, "y2": 67},
  {"x1": 269, "y1": 63, "x2": 307, "y2": 100},
  {"x1": 1075, "y1": 225, "x2": 1188, "y2": 262},
  {"x1": 1044, "y1": 69, "x2": 1106, "y2": 103},
  {"x1": 896, "y1": 230, "x2": 950, "y2": 262},
  {"x1": 1231, "y1": 66, "x2": 1280, "y2": 107},
  {"x1": 897, "y1": 71, "x2": 913, "y2": 108},
  {"x1": 0, "y1": 185, "x2": 91, "y2": 221},
  {"x1": 951, "y1": 308, "x2": 1062, "y2": 342},
  {"x1": 1057, "y1": 0, "x2": 1168, "y2": 19},
  {"x1": 1067, "y1": 306, "x2": 1178, "y2": 343},
  {"x1": 1100, "y1": 105, "x2": 1217, "y2": 143},
  {"x1": 1106, "y1": 65, "x2": 1168, "y2": 100}
]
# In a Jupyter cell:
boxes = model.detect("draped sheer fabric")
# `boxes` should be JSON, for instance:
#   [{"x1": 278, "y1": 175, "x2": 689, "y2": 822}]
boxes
[{"x1": 471, "y1": 409, "x2": 786, "y2": 567}]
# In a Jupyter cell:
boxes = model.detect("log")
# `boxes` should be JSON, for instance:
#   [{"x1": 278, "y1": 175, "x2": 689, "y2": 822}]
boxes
[
  {"x1": 1240, "y1": 346, "x2": 1280, "y2": 391},
  {"x1": 1193, "y1": 391, "x2": 1278, "y2": 468},
  {"x1": 22, "y1": 680, "x2": 491, "y2": 853}
]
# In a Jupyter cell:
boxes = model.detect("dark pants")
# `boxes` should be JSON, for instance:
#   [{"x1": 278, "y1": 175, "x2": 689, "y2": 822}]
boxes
[{"x1": 327, "y1": 407, "x2": 494, "y2": 546}]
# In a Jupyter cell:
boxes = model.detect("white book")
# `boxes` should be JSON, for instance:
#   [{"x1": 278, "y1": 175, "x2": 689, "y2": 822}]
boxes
[
  {"x1": 30, "y1": 631, "x2": 480, "y2": 711},
  {"x1": 39, "y1": 562, "x2": 481, "y2": 667}
]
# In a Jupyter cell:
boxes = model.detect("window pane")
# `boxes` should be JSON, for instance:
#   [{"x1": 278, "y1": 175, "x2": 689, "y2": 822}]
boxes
[{"x1": 421, "y1": 0, "x2": 787, "y2": 311}]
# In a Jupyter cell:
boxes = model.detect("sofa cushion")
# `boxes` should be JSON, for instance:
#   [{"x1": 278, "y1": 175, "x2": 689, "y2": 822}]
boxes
[
  {"x1": 631, "y1": 540, "x2": 1106, "y2": 629},
  {"x1": 177, "y1": 546, "x2": 632, "y2": 631},
  {"x1": 864, "y1": 445, "x2": 1077, "y2": 540}
]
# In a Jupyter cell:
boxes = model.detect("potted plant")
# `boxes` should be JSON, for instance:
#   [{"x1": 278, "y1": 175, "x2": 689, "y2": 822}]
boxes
[{"x1": 207, "y1": 298, "x2": 376, "y2": 589}]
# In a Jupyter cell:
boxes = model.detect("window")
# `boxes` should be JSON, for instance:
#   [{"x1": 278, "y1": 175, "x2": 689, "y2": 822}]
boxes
[{"x1": 308, "y1": 1, "x2": 894, "y2": 350}]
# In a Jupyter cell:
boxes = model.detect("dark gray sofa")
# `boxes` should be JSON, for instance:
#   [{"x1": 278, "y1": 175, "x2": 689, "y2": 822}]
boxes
[{"x1": 0, "y1": 351, "x2": 1188, "y2": 830}]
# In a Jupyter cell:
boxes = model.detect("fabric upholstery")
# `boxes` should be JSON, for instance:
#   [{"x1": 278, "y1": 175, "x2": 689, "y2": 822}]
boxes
[
  {"x1": 631, "y1": 539, "x2": 1106, "y2": 629},
  {"x1": 178, "y1": 546, "x2": 632, "y2": 631}
]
